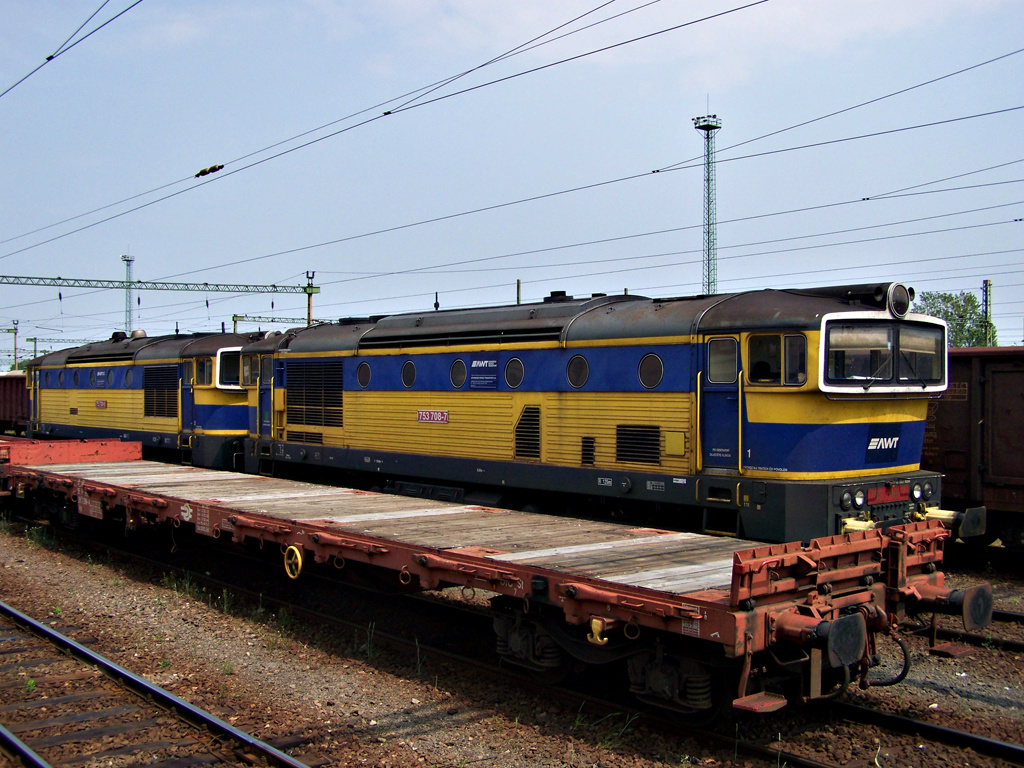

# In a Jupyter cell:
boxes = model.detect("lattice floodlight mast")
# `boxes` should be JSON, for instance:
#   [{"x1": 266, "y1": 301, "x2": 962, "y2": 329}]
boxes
[
  {"x1": 693, "y1": 115, "x2": 722, "y2": 295},
  {"x1": 121, "y1": 254, "x2": 134, "y2": 333},
  {"x1": 982, "y1": 279, "x2": 995, "y2": 346}
]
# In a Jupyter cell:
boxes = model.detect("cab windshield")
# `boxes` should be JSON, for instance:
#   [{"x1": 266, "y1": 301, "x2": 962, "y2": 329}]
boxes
[{"x1": 825, "y1": 322, "x2": 943, "y2": 388}]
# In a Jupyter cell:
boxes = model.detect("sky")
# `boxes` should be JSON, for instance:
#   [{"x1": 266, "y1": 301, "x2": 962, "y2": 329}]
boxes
[{"x1": 0, "y1": 0, "x2": 1021, "y2": 363}]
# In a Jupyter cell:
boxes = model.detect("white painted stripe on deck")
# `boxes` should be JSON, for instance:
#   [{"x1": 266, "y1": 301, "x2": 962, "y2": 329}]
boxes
[
  {"x1": 304, "y1": 506, "x2": 478, "y2": 524},
  {"x1": 490, "y1": 532, "x2": 704, "y2": 562},
  {"x1": 607, "y1": 558, "x2": 735, "y2": 590}
]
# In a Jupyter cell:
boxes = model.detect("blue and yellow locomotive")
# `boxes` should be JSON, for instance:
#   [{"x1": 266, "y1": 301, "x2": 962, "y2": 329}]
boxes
[
  {"x1": 236, "y1": 282, "x2": 973, "y2": 543},
  {"x1": 29, "y1": 331, "x2": 260, "y2": 469}
]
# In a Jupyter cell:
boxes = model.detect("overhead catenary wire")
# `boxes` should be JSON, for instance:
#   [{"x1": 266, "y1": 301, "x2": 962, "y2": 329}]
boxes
[
  {"x1": 0, "y1": 0, "x2": 745, "y2": 251},
  {"x1": 141, "y1": 109, "x2": 1024, "y2": 283},
  {"x1": 308, "y1": 191, "x2": 1023, "y2": 284},
  {"x1": 0, "y1": 0, "x2": 145, "y2": 102},
  {"x1": 4, "y1": 11, "x2": 1019, "y2": 335},
  {"x1": 4, "y1": 30, "x2": 1019, "y2": 321},
  {"x1": 6, "y1": 13, "x2": 1018, "y2": 273},
  {"x1": 3, "y1": 182, "x2": 1019, "y2": 320},
  {"x1": 654, "y1": 46, "x2": 1024, "y2": 175},
  {"x1": 301, "y1": 216, "x2": 1022, "y2": 313},
  {"x1": 0, "y1": 0, "x2": 662, "y2": 247}
]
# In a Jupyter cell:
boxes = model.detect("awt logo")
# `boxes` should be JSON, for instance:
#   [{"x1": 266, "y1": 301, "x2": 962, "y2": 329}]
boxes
[
  {"x1": 865, "y1": 425, "x2": 902, "y2": 463},
  {"x1": 867, "y1": 437, "x2": 900, "y2": 451}
]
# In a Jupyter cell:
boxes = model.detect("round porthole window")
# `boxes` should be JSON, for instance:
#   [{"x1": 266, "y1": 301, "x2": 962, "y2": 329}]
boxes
[
  {"x1": 357, "y1": 361, "x2": 371, "y2": 388},
  {"x1": 402, "y1": 360, "x2": 417, "y2": 388},
  {"x1": 566, "y1": 355, "x2": 589, "y2": 389},
  {"x1": 89, "y1": 370, "x2": 96, "y2": 387},
  {"x1": 450, "y1": 359, "x2": 467, "y2": 389},
  {"x1": 57, "y1": 371, "x2": 64, "y2": 387},
  {"x1": 504, "y1": 358, "x2": 524, "y2": 389},
  {"x1": 638, "y1": 353, "x2": 664, "y2": 389},
  {"x1": 73, "y1": 371, "x2": 80, "y2": 387},
  {"x1": 125, "y1": 369, "x2": 134, "y2": 387}
]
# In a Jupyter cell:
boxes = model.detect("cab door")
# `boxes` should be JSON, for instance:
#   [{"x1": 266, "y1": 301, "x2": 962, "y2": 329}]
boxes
[
  {"x1": 258, "y1": 355, "x2": 274, "y2": 439},
  {"x1": 179, "y1": 360, "x2": 195, "y2": 445},
  {"x1": 700, "y1": 337, "x2": 741, "y2": 471},
  {"x1": 30, "y1": 369, "x2": 39, "y2": 429}
]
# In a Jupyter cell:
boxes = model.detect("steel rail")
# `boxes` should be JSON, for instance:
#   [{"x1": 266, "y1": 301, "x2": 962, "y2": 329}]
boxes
[
  {"x1": 0, "y1": 599, "x2": 311, "y2": 768},
  {"x1": 995, "y1": 609, "x2": 1024, "y2": 624},
  {"x1": 902, "y1": 607, "x2": 1024, "y2": 653},
  {"x1": 830, "y1": 701, "x2": 1024, "y2": 766},
  {"x1": 0, "y1": 722, "x2": 51, "y2": 768}
]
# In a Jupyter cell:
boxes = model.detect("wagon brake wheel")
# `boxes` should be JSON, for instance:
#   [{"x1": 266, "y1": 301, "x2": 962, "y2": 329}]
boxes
[{"x1": 284, "y1": 545, "x2": 303, "y2": 579}]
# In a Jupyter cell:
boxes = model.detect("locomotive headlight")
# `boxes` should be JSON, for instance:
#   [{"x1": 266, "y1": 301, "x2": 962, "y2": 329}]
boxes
[
  {"x1": 911, "y1": 482, "x2": 923, "y2": 500},
  {"x1": 841, "y1": 491, "x2": 854, "y2": 511},
  {"x1": 923, "y1": 481, "x2": 934, "y2": 500},
  {"x1": 888, "y1": 283, "x2": 914, "y2": 318},
  {"x1": 853, "y1": 490, "x2": 866, "y2": 508}
]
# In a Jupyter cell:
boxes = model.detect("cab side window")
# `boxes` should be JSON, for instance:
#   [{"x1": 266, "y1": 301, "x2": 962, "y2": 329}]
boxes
[
  {"x1": 241, "y1": 355, "x2": 255, "y2": 386},
  {"x1": 195, "y1": 358, "x2": 213, "y2": 386},
  {"x1": 707, "y1": 338, "x2": 737, "y2": 384},
  {"x1": 747, "y1": 334, "x2": 807, "y2": 386},
  {"x1": 219, "y1": 351, "x2": 241, "y2": 387},
  {"x1": 748, "y1": 335, "x2": 781, "y2": 384},
  {"x1": 784, "y1": 335, "x2": 807, "y2": 385}
]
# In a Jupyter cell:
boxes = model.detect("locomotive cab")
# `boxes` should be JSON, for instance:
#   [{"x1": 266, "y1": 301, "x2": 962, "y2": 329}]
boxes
[
  {"x1": 27, "y1": 331, "x2": 258, "y2": 470},
  {"x1": 697, "y1": 282, "x2": 966, "y2": 542}
]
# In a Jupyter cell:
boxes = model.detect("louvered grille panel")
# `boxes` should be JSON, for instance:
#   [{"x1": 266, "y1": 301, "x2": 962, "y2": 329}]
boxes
[
  {"x1": 285, "y1": 361, "x2": 344, "y2": 428},
  {"x1": 581, "y1": 436, "x2": 595, "y2": 466},
  {"x1": 287, "y1": 431, "x2": 324, "y2": 444},
  {"x1": 615, "y1": 425, "x2": 661, "y2": 465},
  {"x1": 144, "y1": 365, "x2": 178, "y2": 418},
  {"x1": 515, "y1": 406, "x2": 541, "y2": 460}
]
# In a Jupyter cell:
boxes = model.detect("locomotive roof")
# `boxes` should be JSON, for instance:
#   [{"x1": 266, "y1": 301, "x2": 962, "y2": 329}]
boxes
[
  {"x1": 249, "y1": 282, "x2": 917, "y2": 352},
  {"x1": 31, "y1": 332, "x2": 263, "y2": 366},
  {"x1": 28, "y1": 283, "x2": 923, "y2": 367}
]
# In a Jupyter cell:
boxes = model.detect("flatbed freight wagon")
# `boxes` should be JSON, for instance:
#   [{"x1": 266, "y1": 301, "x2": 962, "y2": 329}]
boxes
[{"x1": 0, "y1": 438, "x2": 992, "y2": 717}]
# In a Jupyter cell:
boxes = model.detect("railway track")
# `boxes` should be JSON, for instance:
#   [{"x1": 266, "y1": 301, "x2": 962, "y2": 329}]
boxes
[
  {"x1": 0, "y1": 599, "x2": 312, "y2": 768},
  {"x1": 9, "y1": 519, "x2": 1024, "y2": 768}
]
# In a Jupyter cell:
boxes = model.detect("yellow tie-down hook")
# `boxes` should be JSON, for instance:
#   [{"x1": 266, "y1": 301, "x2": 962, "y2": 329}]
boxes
[{"x1": 587, "y1": 617, "x2": 613, "y2": 646}]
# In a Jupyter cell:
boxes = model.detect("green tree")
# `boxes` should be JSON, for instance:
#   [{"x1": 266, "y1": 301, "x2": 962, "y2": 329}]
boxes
[{"x1": 912, "y1": 290, "x2": 996, "y2": 348}]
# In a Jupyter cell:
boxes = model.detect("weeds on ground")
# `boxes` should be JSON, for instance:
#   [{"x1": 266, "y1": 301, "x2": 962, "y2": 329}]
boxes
[
  {"x1": 363, "y1": 622, "x2": 377, "y2": 659},
  {"x1": 26, "y1": 524, "x2": 52, "y2": 548},
  {"x1": 24, "y1": 679, "x2": 36, "y2": 694},
  {"x1": 276, "y1": 607, "x2": 294, "y2": 631},
  {"x1": 248, "y1": 593, "x2": 269, "y2": 622},
  {"x1": 160, "y1": 571, "x2": 202, "y2": 601},
  {"x1": 415, "y1": 636, "x2": 426, "y2": 674},
  {"x1": 566, "y1": 706, "x2": 643, "y2": 750}
]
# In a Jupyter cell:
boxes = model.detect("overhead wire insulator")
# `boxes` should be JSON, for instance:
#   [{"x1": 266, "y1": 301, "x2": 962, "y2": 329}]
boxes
[{"x1": 194, "y1": 164, "x2": 224, "y2": 178}]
